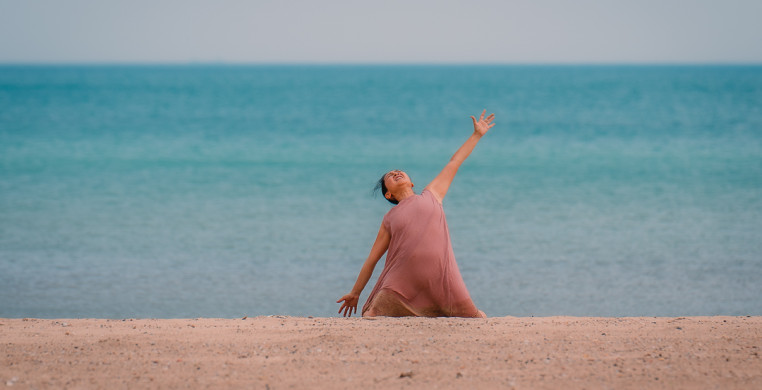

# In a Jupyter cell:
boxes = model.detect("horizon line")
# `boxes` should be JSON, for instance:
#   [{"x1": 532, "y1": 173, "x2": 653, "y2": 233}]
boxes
[{"x1": 1, "y1": 61, "x2": 761, "y2": 67}]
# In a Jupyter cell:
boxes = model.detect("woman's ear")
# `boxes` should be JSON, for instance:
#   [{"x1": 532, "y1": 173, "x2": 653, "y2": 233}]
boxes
[{"x1": 385, "y1": 191, "x2": 392, "y2": 200}]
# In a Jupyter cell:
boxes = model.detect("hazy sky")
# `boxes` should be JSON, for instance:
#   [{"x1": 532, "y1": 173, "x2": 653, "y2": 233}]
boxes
[{"x1": 1, "y1": 0, "x2": 760, "y2": 64}]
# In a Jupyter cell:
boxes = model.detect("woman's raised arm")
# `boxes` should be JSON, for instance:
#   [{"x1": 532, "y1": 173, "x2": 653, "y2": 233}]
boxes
[{"x1": 425, "y1": 110, "x2": 495, "y2": 203}]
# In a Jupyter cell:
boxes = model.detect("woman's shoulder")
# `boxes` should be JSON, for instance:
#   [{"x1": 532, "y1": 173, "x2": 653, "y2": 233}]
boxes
[{"x1": 421, "y1": 188, "x2": 443, "y2": 204}]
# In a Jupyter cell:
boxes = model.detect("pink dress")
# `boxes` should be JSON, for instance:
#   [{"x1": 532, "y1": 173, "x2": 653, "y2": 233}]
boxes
[{"x1": 362, "y1": 189, "x2": 480, "y2": 317}]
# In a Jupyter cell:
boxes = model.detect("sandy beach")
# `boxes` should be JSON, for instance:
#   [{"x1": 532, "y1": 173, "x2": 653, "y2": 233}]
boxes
[{"x1": 2, "y1": 316, "x2": 760, "y2": 389}]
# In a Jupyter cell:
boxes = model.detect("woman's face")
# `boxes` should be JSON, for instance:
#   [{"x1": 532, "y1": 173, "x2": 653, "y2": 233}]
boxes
[{"x1": 383, "y1": 170, "x2": 413, "y2": 194}]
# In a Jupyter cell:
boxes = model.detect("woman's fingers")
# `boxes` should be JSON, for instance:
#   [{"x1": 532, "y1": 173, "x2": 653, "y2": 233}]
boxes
[
  {"x1": 337, "y1": 295, "x2": 358, "y2": 317},
  {"x1": 474, "y1": 111, "x2": 495, "y2": 125},
  {"x1": 341, "y1": 304, "x2": 356, "y2": 317}
]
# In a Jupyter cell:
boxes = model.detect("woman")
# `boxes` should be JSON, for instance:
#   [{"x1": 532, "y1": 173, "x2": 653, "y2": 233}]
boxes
[{"x1": 337, "y1": 110, "x2": 495, "y2": 318}]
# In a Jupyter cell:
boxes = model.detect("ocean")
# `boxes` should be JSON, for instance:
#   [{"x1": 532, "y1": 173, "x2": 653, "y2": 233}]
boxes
[{"x1": 1, "y1": 65, "x2": 761, "y2": 318}]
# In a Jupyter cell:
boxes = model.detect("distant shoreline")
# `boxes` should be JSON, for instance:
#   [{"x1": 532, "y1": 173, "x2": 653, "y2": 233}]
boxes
[{"x1": 3, "y1": 316, "x2": 760, "y2": 389}]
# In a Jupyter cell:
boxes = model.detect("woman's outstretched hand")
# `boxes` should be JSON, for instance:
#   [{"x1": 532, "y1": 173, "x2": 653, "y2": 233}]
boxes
[
  {"x1": 337, "y1": 293, "x2": 359, "y2": 317},
  {"x1": 471, "y1": 109, "x2": 495, "y2": 136}
]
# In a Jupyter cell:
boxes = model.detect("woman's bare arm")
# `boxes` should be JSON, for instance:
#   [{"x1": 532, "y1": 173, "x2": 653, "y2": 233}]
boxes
[
  {"x1": 337, "y1": 222, "x2": 391, "y2": 317},
  {"x1": 426, "y1": 110, "x2": 495, "y2": 203}
]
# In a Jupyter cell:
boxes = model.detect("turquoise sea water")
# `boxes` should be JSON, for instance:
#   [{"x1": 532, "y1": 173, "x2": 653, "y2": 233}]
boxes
[{"x1": 1, "y1": 65, "x2": 761, "y2": 318}]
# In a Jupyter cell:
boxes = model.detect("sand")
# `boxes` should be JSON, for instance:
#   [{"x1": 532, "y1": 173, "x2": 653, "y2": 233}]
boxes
[{"x1": 1, "y1": 316, "x2": 760, "y2": 389}]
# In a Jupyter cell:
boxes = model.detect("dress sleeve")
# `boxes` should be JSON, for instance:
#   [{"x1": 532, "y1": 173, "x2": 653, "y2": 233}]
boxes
[
  {"x1": 421, "y1": 189, "x2": 436, "y2": 203},
  {"x1": 382, "y1": 210, "x2": 391, "y2": 231}
]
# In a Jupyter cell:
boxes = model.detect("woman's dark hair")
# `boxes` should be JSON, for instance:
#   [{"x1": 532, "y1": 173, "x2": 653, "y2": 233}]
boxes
[{"x1": 374, "y1": 172, "x2": 399, "y2": 205}]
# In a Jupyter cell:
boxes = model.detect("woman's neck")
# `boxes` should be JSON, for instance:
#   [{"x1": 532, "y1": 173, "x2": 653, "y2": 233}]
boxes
[{"x1": 394, "y1": 188, "x2": 416, "y2": 203}]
